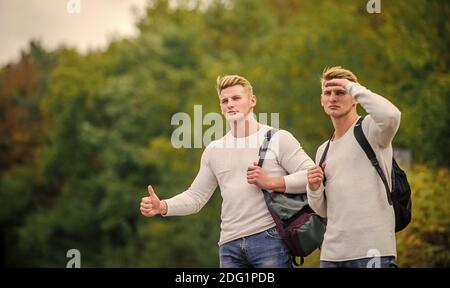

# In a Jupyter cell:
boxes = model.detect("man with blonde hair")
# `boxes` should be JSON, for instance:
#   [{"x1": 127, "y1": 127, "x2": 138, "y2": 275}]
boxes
[
  {"x1": 140, "y1": 75, "x2": 315, "y2": 267},
  {"x1": 307, "y1": 66, "x2": 401, "y2": 268}
]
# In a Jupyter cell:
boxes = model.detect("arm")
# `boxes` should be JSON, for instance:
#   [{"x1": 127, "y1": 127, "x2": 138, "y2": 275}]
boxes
[
  {"x1": 347, "y1": 82, "x2": 401, "y2": 148},
  {"x1": 246, "y1": 165, "x2": 286, "y2": 191},
  {"x1": 140, "y1": 147, "x2": 218, "y2": 217},
  {"x1": 307, "y1": 183, "x2": 327, "y2": 218},
  {"x1": 278, "y1": 130, "x2": 316, "y2": 193},
  {"x1": 246, "y1": 130, "x2": 314, "y2": 193},
  {"x1": 306, "y1": 147, "x2": 327, "y2": 217},
  {"x1": 164, "y1": 148, "x2": 218, "y2": 216}
]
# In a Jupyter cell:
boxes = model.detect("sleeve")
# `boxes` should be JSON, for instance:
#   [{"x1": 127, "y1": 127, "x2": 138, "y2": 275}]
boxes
[
  {"x1": 164, "y1": 147, "x2": 218, "y2": 216},
  {"x1": 306, "y1": 145, "x2": 327, "y2": 217},
  {"x1": 347, "y1": 82, "x2": 401, "y2": 148},
  {"x1": 307, "y1": 184, "x2": 327, "y2": 218},
  {"x1": 272, "y1": 130, "x2": 315, "y2": 194}
]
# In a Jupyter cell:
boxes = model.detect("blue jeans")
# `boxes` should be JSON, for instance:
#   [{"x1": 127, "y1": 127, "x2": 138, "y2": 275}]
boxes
[
  {"x1": 219, "y1": 227, "x2": 292, "y2": 268},
  {"x1": 320, "y1": 256, "x2": 397, "y2": 268}
]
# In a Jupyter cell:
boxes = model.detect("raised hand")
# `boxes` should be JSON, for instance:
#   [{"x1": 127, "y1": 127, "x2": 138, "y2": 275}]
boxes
[{"x1": 323, "y1": 78, "x2": 351, "y2": 89}]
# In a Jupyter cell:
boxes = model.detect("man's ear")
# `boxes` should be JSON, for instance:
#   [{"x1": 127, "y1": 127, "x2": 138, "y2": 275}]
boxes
[{"x1": 251, "y1": 95, "x2": 257, "y2": 107}]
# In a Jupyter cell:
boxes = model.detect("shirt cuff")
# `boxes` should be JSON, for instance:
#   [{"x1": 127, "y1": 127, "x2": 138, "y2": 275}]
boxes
[
  {"x1": 306, "y1": 183, "x2": 325, "y2": 199},
  {"x1": 283, "y1": 174, "x2": 307, "y2": 194},
  {"x1": 162, "y1": 199, "x2": 171, "y2": 217},
  {"x1": 345, "y1": 82, "x2": 360, "y2": 99}
]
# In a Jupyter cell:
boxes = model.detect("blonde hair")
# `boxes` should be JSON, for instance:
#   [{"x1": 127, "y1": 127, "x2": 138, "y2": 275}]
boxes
[
  {"x1": 321, "y1": 66, "x2": 358, "y2": 84},
  {"x1": 216, "y1": 75, "x2": 253, "y2": 96}
]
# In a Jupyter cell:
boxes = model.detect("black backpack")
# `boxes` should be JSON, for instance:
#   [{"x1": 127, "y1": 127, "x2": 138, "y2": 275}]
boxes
[
  {"x1": 354, "y1": 116, "x2": 412, "y2": 232},
  {"x1": 258, "y1": 129, "x2": 326, "y2": 266}
]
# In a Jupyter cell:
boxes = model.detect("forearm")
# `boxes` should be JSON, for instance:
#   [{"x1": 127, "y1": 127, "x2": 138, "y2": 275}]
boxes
[
  {"x1": 267, "y1": 176, "x2": 286, "y2": 192},
  {"x1": 283, "y1": 170, "x2": 310, "y2": 194},
  {"x1": 164, "y1": 148, "x2": 218, "y2": 217},
  {"x1": 347, "y1": 82, "x2": 401, "y2": 145},
  {"x1": 347, "y1": 82, "x2": 400, "y2": 118},
  {"x1": 164, "y1": 187, "x2": 213, "y2": 216},
  {"x1": 306, "y1": 183, "x2": 327, "y2": 218}
]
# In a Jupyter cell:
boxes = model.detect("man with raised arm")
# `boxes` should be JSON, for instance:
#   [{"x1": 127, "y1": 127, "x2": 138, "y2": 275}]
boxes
[{"x1": 307, "y1": 66, "x2": 401, "y2": 268}]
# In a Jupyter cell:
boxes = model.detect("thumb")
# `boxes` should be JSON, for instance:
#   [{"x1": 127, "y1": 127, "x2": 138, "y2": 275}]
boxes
[
  {"x1": 148, "y1": 185, "x2": 156, "y2": 197},
  {"x1": 321, "y1": 163, "x2": 326, "y2": 170},
  {"x1": 253, "y1": 161, "x2": 259, "y2": 167}
]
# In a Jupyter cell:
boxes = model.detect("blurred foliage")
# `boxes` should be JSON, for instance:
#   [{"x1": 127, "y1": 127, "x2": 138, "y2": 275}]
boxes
[
  {"x1": 0, "y1": 0, "x2": 448, "y2": 267},
  {"x1": 397, "y1": 166, "x2": 449, "y2": 267}
]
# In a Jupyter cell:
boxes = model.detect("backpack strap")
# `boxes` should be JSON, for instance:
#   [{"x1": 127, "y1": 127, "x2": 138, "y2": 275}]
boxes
[
  {"x1": 257, "y1": 128, "x2": 279, "y2": 168},
  {"x1": 257, "y1": 129, "x2": 280, "y2": 201},
  {"x1": 353, "y1": 116, "x2": 393, "y2": 205},
  {"x1": 318, "y1": 134, "x2": 333, "y2": 186}
]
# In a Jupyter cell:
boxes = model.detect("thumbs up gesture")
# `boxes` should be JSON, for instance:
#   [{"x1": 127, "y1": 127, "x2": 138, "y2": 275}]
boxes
[{"x1": 140, "y1": 185, "x2": 163, "y2": 217}]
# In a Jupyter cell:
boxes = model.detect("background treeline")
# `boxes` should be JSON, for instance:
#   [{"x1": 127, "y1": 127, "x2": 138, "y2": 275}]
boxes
[{"x1": 0, "y1": 0, "x2": 448, "y2": 267}]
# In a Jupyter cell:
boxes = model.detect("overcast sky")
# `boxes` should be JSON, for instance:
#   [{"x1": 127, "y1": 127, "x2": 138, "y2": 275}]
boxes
[{"x1": 0, "y1": 0, "x2": 149, "y2": 66}]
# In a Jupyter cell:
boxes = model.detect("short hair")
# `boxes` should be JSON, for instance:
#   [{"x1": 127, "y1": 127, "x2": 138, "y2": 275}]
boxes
[
  {"x1": 321, "y1": 66, "x2": 358, "y2": 84},
  {"x1": 216, "y1": 75, "x2": 253, "y2": 96}
]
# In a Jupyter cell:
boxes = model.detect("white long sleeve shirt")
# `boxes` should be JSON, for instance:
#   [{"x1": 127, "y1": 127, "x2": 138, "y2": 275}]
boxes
[
  {"x1": 165, "y1": 124, "x2": 315, "y2": 245},
  {"x1": 307, "y1": 82, "x2": 401, "y2": 261}
]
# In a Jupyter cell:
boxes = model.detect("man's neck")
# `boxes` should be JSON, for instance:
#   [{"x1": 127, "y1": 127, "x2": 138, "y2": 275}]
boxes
[
  {"x1": 331, "y1": 112, "x2": 359, "y2": 140},
  {"x1": 229, "y1": 115, "x2": 261, "y2": 138}
]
